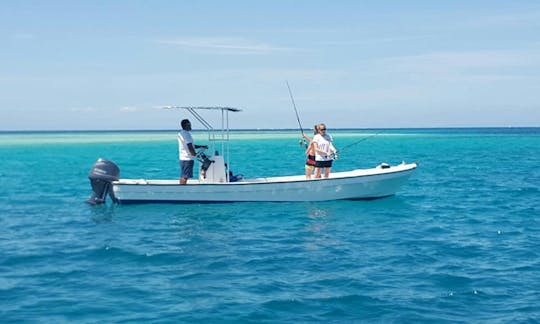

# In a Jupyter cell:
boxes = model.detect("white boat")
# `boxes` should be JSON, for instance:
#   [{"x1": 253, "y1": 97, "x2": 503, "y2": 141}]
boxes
[{"x1": 87, "y1": 107, "x2": 417, "y2": 204}]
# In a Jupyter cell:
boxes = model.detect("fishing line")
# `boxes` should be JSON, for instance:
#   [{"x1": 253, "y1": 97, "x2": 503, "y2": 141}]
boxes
[{"x1": 337, "y1": 133, "x2": 380, "y2": 153}]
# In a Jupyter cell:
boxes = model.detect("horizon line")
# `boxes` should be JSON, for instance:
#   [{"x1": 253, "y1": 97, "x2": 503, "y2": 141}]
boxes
[{"x1": 1, "y1": 126, "x2": 538, "y2": 133}]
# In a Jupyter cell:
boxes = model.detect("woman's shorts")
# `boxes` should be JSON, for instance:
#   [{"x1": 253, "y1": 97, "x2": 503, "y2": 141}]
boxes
[
  {"x1": 315, "y1": 160, "x2": 333, "y2": 168},
  {"x1": 306, "y1": 155, "x2": 316, "y2": 166}
]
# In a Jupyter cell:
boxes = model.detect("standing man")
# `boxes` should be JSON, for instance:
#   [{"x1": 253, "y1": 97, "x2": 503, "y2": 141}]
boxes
[
  {"x1": 178, "y1": 119, "x2": 207, "y2": 184},
  {"x1": 313, "y1": 123, "x2": 337, "y2": 178}
]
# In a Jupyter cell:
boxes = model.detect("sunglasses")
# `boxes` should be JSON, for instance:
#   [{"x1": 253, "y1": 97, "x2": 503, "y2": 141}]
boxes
[{"x1": 320, "y1": 128, "x2": 326, "y2": 131}]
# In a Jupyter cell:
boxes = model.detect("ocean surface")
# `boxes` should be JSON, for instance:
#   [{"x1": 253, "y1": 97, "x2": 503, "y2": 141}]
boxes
[{"x1": 1, "y1": 128, "x2": 539, "y2": 323}]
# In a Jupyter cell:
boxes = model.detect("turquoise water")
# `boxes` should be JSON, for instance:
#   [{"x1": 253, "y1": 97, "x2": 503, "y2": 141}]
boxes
[{"x1": 1, "y1": 128, "x2": 539, "y2": 322}]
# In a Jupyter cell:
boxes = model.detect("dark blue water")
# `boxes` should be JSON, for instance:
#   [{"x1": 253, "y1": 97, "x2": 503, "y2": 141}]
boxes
[{"x1": 1, "y1": 128, "x2": 539, "y2": 322}]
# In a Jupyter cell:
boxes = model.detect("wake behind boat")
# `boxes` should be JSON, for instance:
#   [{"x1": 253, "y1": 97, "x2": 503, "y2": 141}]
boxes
[{"x1": 86, "y1": 107, "x2": 417, "y2": 204}]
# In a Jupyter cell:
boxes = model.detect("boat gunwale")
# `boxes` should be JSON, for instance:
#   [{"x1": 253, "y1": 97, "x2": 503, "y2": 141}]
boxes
[{"x1": 113, "y1": 163, "x2": 417, "y2": 187}]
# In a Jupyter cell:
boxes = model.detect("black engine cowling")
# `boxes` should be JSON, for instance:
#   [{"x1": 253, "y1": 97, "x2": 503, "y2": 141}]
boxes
[{"x1": 86, "y1": 158, "x2": 120, "y2": 205}]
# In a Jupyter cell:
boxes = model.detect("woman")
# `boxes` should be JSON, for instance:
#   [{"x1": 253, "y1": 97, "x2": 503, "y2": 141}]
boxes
[
  {"x1": 302, "y1": 125, "x2": 319, "y2": 179},
  {"x1": 312, "y1": 123, "x2": 337, "y2": 178}
]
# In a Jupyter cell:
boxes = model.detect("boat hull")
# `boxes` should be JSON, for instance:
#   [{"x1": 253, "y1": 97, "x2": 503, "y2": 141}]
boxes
[{"x1": 111, "y1": 163, "x2": 417, "y2": 203}]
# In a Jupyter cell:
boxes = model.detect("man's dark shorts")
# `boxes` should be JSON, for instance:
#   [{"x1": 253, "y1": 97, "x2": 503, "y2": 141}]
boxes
[{"x1": 180, "y1": 160, "x2": 194, "y2": 179}]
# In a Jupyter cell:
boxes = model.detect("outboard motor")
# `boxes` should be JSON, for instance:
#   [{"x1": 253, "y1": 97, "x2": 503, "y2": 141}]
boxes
[{"x1": 86, "y1": 158, "x2": 120, "y2": 205}]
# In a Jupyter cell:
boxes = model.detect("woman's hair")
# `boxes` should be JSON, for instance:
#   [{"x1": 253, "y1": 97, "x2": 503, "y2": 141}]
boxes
[{"x1": 313, "y1": 125, "x2": 319, "y2": 134}]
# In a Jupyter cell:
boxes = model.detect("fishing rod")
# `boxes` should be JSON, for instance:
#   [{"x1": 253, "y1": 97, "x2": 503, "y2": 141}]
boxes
[{"x1": 286, "y1": 81, "x2": 305, "y2": 141}]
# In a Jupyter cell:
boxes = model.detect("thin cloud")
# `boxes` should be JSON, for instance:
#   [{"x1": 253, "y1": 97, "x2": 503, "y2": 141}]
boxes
[
  {"x1": 467, "y1": 10, "x2": 540, "y2": 27},
  {"x1": 12, "y1": 33, "x2": 34, "y2": 40},
  {"x1": 376, "y1": 49, "x2": 540, "y2": 78},
  {"x1": 70, "y1": 107, "x2": 99, "y2": 113},
  {"x1": 317, "y1": 35, "x2": 433, "y2": 46},
  {"x1": 70, "y1": 106, "x2": 145, "y2": 114},
  {"x1": 154, "y1": 37, "x2": 298, "y2": 54},
  {"x1": 119, "y1": 106, "x2": 140, "y2": 113}
]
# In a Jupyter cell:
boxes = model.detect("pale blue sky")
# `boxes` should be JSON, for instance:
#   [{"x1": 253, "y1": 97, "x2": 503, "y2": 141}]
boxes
[{"x1": 1, "y1": 1, "x2": 539, "y2": 130}]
